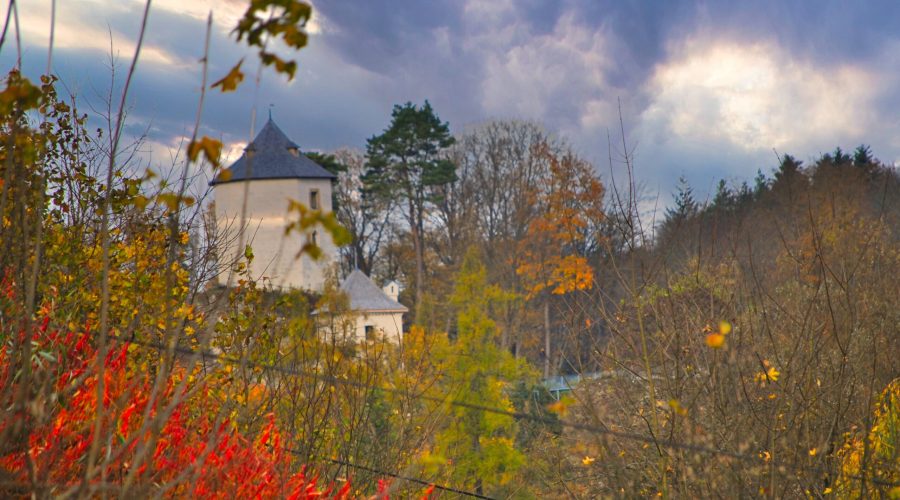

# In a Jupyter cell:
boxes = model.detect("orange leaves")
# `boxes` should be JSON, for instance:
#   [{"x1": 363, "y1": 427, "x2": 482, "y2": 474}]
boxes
[
  {"x1": 704, "y1": 320, "x2": 731, "y2": 349},
  {"x1": 547, "y1": 395, "x2": 575, "y2": 417},
  {"x1": 515, "y1": 140, "x2": 604, "y2": 299},
  {"x1": 705, "y1": 333, "x2": 725, "y2": 349},
  {"x1": 549, "y1": 255, "x2": 594, "y2": 295},
  {"x1": 517, "y1": 255, "x2": 594, "y2": 298}
]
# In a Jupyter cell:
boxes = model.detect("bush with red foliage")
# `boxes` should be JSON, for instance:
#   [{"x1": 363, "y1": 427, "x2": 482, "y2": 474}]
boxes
[{"x1": 0, "y1": 283, "x2": 348, "y2": 498}]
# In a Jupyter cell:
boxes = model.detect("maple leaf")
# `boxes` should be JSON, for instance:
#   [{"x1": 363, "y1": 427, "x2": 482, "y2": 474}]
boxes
[{"x1": 211, "y1": 59, "x2": 245, "y2": 92}]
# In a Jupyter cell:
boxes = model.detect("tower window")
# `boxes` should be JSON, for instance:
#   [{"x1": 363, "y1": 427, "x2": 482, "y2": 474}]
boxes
[{"x1": 310, "y1": 189, "x2": 320, "y2": 210}]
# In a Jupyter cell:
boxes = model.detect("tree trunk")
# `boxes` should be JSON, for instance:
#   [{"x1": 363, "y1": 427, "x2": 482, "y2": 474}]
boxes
[
  {"x1": 473, "y1": 431, "x2": 483, "y2": 495},
  {"x1": 543, "y1": 299, "x2": 551, "y2": 379},
  {"x1": 409, "y1": 198, "x2": 425, "y2": 324}
]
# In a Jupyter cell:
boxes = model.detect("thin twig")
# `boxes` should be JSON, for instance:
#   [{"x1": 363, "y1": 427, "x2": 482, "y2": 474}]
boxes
[{"x1": 85, "y1": 0, "x2": 153, "y2": 494}]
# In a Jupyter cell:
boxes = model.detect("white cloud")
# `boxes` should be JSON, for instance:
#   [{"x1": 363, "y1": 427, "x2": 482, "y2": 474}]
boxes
[
  {"x1": 478, "y1": 12, "x2": 616, "y2": 130},
  {"x1": 18, "y1": 1, "x2": 189, "y2": 69},
  {"x1": 641, "y1": 38, "x2": 882, "y2": 152},
  {"x1": 463, "y1": 0, "x2": 516, "y2": 27},
  {"x1": 133, "y1": 0, "x2": 245, "y2": 31}
]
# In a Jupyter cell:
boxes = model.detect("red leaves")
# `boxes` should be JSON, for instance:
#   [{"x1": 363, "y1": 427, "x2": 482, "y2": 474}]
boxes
[
  {"x1": 334, "y1": 480, "x2": 352, "y2": 499},
  {"x1": 0, "y1": 305, "x2": 340, "y2": 498},
  {"x1": 119, "y1": 399, "x2": 140, "y2": 437},
  {"x1": 376, "y1": 478, "x2": 390, "y2": 499}
]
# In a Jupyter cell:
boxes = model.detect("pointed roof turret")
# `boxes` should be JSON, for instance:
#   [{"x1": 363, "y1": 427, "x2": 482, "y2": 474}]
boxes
[
  {"x1": 340, "y1": 270, "x2": 408, "y2": 313},
  {"x1": 211, "y1": 118, "x2": 336, "y2": 184}
]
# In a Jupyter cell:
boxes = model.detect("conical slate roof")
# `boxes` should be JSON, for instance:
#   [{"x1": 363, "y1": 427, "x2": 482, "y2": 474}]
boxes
[
  {"x1": 211, "y1": 118, "x2": 336, "y2": 184},
  {"x1": 341, "y1": 270, "x2": 408, "y2": 313}
]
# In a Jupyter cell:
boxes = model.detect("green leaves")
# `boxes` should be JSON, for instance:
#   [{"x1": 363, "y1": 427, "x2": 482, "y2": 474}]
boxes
[
  {"x1": 235, "y1": 0, "x2": 311, "y2": 50},
  {"x1": 218, "y1": 0, "x2": 311, "y2": 88},
  {"x1": 426, "y1": 249, "x2": 530, "y2": 492},
  {"x1": 304, "y1": 152, "x2": 348, "y2": 176},
  {"x1": 284, "y1": 198, "x2": 351, "y2": 261},
  {"x1": 259, "y1": 51, "x2": 298, "y2": 81},
  {"x1": 364, "y1": 100, "x2": 457, "y2": 197}
]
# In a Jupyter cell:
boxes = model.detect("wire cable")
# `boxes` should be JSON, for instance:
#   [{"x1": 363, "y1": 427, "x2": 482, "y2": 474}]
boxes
[
  {"x1": 113, "y1": 335, "x2": 900, "y2": 490},
  {"x1": 317, "y1": 455, "x2": 494, "y2": 499}
]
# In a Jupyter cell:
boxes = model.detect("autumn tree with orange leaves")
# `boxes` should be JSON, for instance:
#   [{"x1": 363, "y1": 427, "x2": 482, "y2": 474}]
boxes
[{"x1": 516, "y1": 140, "x2": 605, "y2": 377}]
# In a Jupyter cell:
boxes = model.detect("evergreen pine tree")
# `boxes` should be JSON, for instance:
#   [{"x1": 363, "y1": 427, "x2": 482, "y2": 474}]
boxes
[
  {"x1": 363, "y1": 101, "x2": 456, "y2": 322},
  {"x1": 665, "y1": 175, "x2": 698, "y2": 224}
]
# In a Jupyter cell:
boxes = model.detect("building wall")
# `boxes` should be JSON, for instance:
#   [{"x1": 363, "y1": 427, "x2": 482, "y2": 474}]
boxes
[
  {"x1": 353, "y1": 311, "x2": 404, "y2": 344},
  {"x1": 317, "y1": 310, "x2": 404, "y2": 345},
  {"x1": 214, "y1": 178, "x2": 336, "y2": 290}
]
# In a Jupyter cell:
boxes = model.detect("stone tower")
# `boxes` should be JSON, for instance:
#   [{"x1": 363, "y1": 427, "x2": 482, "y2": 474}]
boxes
[{"x1": 211, "y1": 118, "x2": 337, "y2": 291}]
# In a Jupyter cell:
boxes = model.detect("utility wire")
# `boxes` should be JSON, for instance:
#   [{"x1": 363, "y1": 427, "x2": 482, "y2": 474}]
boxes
[
  {"x1": 318, "y1": 456, "x2": 494, "y2": 500},
  {"x1": 124, "y1": 336, "x2": 492, "y2": 498},
  {"x1": 112, "y1": 335, "x2": 900, "y2": 490}
]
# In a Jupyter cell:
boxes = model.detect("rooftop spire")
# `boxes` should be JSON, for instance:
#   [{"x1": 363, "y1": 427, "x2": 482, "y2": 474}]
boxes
[{"x1": 209, "y1": 117, "x2": 336, "y2": 185}]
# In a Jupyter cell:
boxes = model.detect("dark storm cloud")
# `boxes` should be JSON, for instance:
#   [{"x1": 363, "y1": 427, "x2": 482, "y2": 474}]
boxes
[
  {"x1": 314, "y1": 0, "x2": 900, "y2": 119},
  {"x1": 5, "y1": 0, "x2": 900, "y2": 210},
  {"x1": 313, "y1": 1, "x2": 463, "y2": 73},
  {"x1": 314, "y1": 0, "x2": 686, "y2": 115}
]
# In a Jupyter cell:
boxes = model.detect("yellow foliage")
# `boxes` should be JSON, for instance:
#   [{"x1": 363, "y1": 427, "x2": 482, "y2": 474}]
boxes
[
  {"x1": 718, "y1": 320, "x2": 732, "y2": 335},
  {"x1": 668, "y1": 398, "x2": 688, "y2": 416},
  {"x1": 835, "y1": 379, "x2": 900, "y2": 497},
  {"x1": 754, "y1": 361, "x2": 781, "y2": 385},
  {"x1": 211, "y1": 59, "x2": 245, "y2": 92},
  {"x1": 187, "y1": 135, "x2": 223, "y2": 167}
]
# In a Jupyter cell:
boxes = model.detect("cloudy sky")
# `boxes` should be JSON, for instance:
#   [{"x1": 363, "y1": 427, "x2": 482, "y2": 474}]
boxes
[{"x1": 6, "y1": 0, "x2": 900, "y2": 207}]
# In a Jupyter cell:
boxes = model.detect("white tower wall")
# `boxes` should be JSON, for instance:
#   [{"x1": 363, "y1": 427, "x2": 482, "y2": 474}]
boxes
[{"x1": 214, "y1": 177, "x2": 337, "y2": 291}]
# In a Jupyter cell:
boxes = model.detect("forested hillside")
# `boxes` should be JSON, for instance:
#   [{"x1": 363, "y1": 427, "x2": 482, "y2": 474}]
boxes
[{"x1": 1, "y1": 1, "x2": 898, "y2": 498}]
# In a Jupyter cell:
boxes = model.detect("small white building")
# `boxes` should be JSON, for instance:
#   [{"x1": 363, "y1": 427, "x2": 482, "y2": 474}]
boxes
[
  {"x1": 338, "y1": 270, "x2": 408, "y2": 343},
  {"x1": 211, "y1": 118, "x2": 337, "y2": 291}
]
